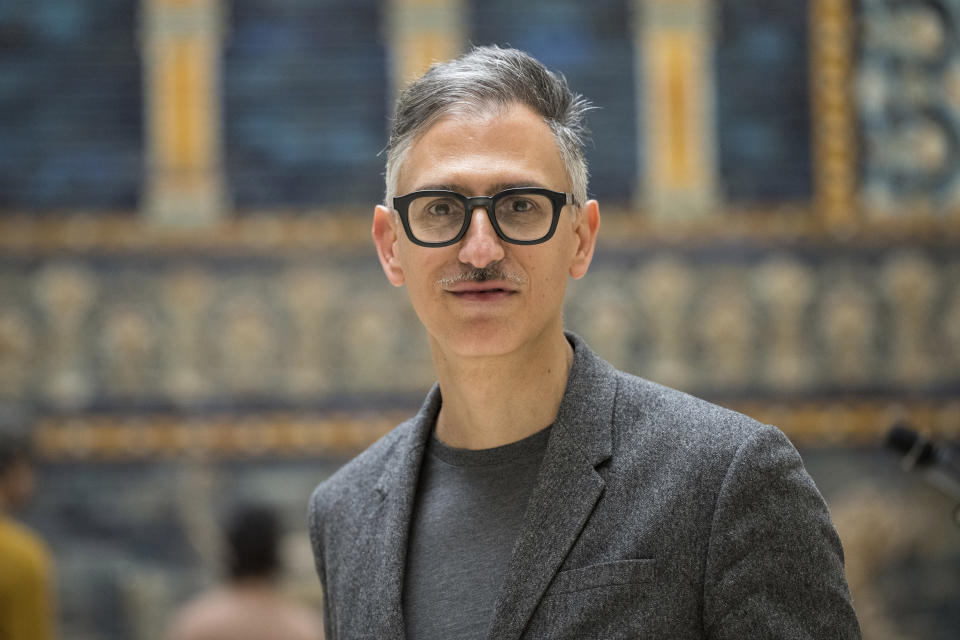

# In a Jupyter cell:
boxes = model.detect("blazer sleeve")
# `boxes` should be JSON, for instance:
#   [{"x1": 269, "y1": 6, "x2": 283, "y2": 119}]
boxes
[
  {"x1": 308, "y1": 487, "x2": 336, "y2": 640},
  {"x1": 701, "y1": 425, "x2": 862, "y2": 639}
]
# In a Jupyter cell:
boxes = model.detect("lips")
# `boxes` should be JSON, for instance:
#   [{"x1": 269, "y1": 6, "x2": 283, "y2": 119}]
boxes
[
  {"x1": 450, "y1": 289, "x2": 515, "y2": 302},
  {"x1": 444, "y1": 281, "x2": 518, "y2": 301}
]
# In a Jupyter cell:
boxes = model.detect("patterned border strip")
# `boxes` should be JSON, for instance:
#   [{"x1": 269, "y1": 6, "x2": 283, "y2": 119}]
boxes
[
  {"x1": 0, "y1": 214, "x2": 373, "y2": 254},
  {"x1": 2, "y1": 210, "x2": 959, "y2": 254},
  {"x1": 726, "y1": 398, "x2": 960, "y2": 447},
  {"x1": 34, "y1": 412, "x2": 403, "y2": 461},
  {"x1": 32, "y1": 398, "x2": 960, "y2": 461}
]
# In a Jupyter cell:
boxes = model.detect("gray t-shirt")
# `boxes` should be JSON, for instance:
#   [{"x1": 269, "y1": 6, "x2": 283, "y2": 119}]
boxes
[{"x1": 402, "y1": 425, "x2": 552, "y2": 639}]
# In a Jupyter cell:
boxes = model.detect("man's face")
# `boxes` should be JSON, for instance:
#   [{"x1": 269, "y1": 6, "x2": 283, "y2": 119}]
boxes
[{"x1": 373, "y1": 102, "x2": 599, "y2": 358}]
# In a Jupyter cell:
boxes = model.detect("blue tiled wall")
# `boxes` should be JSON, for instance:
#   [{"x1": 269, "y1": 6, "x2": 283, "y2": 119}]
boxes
[
  {"x1": 715, "y1": 0, "x2": 813, "y2": 203},
  {"x1": 470, "y1": 0, "x2": 639, "y2": 203},
  {"x1": 0, "y1": 1, "x2": 142, "y2": 212},
  {"x1": 0, "y1": 1, "x2": 820, "y2": 213},
  {"x1": 223, "y1": 0, "x2": 388, "y2": 209}
]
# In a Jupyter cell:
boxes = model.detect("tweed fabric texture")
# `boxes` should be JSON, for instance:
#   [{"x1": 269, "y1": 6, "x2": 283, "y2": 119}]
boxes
[{"x1": 308, "y1": 333, "x2": 861, "y2": 639}]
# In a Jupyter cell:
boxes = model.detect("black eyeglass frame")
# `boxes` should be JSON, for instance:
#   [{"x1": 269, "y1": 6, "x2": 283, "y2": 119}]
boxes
[{"x1": 392, "y1": 187, "x2": 576, "y2": 247}]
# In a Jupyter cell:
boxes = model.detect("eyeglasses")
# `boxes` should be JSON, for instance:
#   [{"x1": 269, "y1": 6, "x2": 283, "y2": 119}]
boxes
[{"x1": 393, "y1": 187, "x2": 576, "y2": 247}]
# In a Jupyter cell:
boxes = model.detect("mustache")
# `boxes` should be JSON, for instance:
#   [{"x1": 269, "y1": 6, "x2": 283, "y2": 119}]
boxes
[{"x1": 435, "y1": 262, "x2": 527, "y2": 288}]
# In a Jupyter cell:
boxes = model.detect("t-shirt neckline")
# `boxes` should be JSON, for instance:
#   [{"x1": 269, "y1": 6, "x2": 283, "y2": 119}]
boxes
[{"x1": 427, "y1": 424, "x2": 552, "y2": 468}]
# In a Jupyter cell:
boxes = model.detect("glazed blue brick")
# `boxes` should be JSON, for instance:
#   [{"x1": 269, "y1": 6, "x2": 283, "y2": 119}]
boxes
[
  {"x1": 715, "y1": 0, "x2": 812, "y2": 203},
  {"x1": 470, "y1": 0, "x2": 639, "y2": 203},
  {"x1": 223, "y1": 0, "x2": 388, "y2": 208},
  {"x1": 0, "y1": 0, "x2": 142, "y2": 211}
]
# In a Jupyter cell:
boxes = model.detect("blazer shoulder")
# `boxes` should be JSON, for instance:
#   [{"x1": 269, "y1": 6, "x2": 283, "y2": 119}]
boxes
[
  {"x1": 309, "y1": 418, "x2": 414, "y2": 520},
  {"x1": 611, "y1": 369, "x2": 776, "y2": 457}
]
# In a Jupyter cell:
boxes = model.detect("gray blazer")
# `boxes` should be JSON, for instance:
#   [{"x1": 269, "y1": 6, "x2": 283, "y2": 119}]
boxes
[{"x1": 308, "y1": 333, "x2": 861, "y2": 639}]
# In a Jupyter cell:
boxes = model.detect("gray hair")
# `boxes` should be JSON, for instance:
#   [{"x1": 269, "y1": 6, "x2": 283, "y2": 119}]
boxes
[{"x1": 384, "y1": 45, "x2": 593, "y2": 208}]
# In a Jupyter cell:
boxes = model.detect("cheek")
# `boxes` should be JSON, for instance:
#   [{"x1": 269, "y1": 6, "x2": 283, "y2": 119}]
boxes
[
  {"x1": 397, "y1": 247, "x2": 447, "y2": 305},
  {"x1": 525, "y1": 259, "x2": 569, "y2": 306},
  {"x1": 404, "y1": 266, "x2": 433, "y2": 306},
  {"x1": 397, "y1": 243, "x2": 432, "y2": 281}
]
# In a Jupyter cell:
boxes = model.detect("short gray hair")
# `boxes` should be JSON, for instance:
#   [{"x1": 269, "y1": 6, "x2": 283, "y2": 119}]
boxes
[{"x1": 384, "y1": 45, "x2": 593, "y2": 207}]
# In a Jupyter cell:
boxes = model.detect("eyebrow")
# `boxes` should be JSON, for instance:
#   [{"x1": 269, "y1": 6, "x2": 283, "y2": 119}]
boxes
[{"x1": 411, "y1": 181, "x2": 552, "y2": 195}]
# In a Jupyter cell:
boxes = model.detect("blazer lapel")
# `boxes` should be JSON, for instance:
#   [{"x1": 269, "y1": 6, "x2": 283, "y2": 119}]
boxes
[
  {"x1": 364, "y1": 386, "x2": 439, "y2": 639},
  {"x1": 486, "y1": 333, "x2": 617, "y2": 640}
]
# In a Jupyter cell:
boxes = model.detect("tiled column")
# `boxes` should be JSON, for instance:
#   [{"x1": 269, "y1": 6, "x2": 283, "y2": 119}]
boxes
[
  {"x1": 386, "y1": 0, "x2": 466, "y2": 98},
  {"x1": 635, "y1": 0, "x2": 718, "y2": 219},
  {"x1": 141, "y1": 0, "x2": 226, "y2": 226},
  {"x1": 811, "y1": 0, "x2": 857, "y2": 230}
]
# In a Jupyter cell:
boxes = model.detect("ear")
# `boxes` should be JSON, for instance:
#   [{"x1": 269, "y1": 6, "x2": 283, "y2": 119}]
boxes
[
  {"x1": 373, "y1": 205, "x2": 406, "y2": 287},
  {"x1": 569, "y1": 199, "x2": 600, "y2": 280}
]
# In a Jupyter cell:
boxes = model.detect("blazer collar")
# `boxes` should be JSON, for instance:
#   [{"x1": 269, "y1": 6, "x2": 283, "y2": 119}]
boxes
[
  {"x1": 551, "y1": 331, "x2": 617, "y2": 466},
  {"x1": 367, "y1": 385, "x2": 439, "y2": 638},
  {"x1": 367, "y1": 332, "x2": 617, "y2": 640},
  {"x1": 486, "y1": 331, "x2": 617, "y2": 640},
  {"x1": 374, "y1": 385, "x2": 439, "y2": 498}
]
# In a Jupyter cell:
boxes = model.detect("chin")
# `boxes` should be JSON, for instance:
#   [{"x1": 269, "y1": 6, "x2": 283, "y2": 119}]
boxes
[{"x1": 429, "y1": 320, "x2": 527, "y2": 359}]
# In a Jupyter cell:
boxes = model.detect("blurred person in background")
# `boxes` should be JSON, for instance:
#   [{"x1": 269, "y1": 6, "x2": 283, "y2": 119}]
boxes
[
  {"x1": 166, "y1": 504, "x2": 322, "y2": 640},
  {"x1": 0, "y1": 430, "x2": 56, "y2": 640}
]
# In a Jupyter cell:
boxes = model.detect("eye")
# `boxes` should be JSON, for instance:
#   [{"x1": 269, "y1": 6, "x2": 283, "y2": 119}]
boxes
[
  {"x1": 510, "y1": 198, "x2": 537, "y2": 213},
  {"x1": 426, "y1": 201, "x2": 454, "y2": 216}
]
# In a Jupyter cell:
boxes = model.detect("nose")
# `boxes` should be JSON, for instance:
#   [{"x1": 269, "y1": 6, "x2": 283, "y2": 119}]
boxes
[{"x1": 457, "y1": 205, "x2": 505, "y2": 268}]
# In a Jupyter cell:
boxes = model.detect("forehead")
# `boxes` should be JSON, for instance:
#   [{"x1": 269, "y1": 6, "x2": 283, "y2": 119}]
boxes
[{"x1": 397, "y1": 103, "x2": 569, "y2": 195}]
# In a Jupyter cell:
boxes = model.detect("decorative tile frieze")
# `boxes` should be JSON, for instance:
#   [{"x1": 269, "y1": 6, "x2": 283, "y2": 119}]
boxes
[{"x1": 0, "y1": 243, "x2": 955, "y2": 431}]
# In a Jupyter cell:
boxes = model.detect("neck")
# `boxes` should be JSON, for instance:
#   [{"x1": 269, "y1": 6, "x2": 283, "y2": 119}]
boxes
[{"x1": 430, "y1": 328, "x2": 573, "y2": 449}]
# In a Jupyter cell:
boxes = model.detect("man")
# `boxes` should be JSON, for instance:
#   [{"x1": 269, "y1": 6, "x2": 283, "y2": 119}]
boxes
[
  {"x1": 309, "y1": 46, "x2": 861, "y2": 639},
  {"x1": 166, "y1": 504, "x2": 323, "y2": 640},
  {"x1": 0, "y1": 430, "x2": 56, "y2": 640}
]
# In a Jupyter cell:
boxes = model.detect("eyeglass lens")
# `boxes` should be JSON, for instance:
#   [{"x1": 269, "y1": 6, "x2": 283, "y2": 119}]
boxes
[{"x1": 407, "y1": 192, "x2": 554, "y2": 243}]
